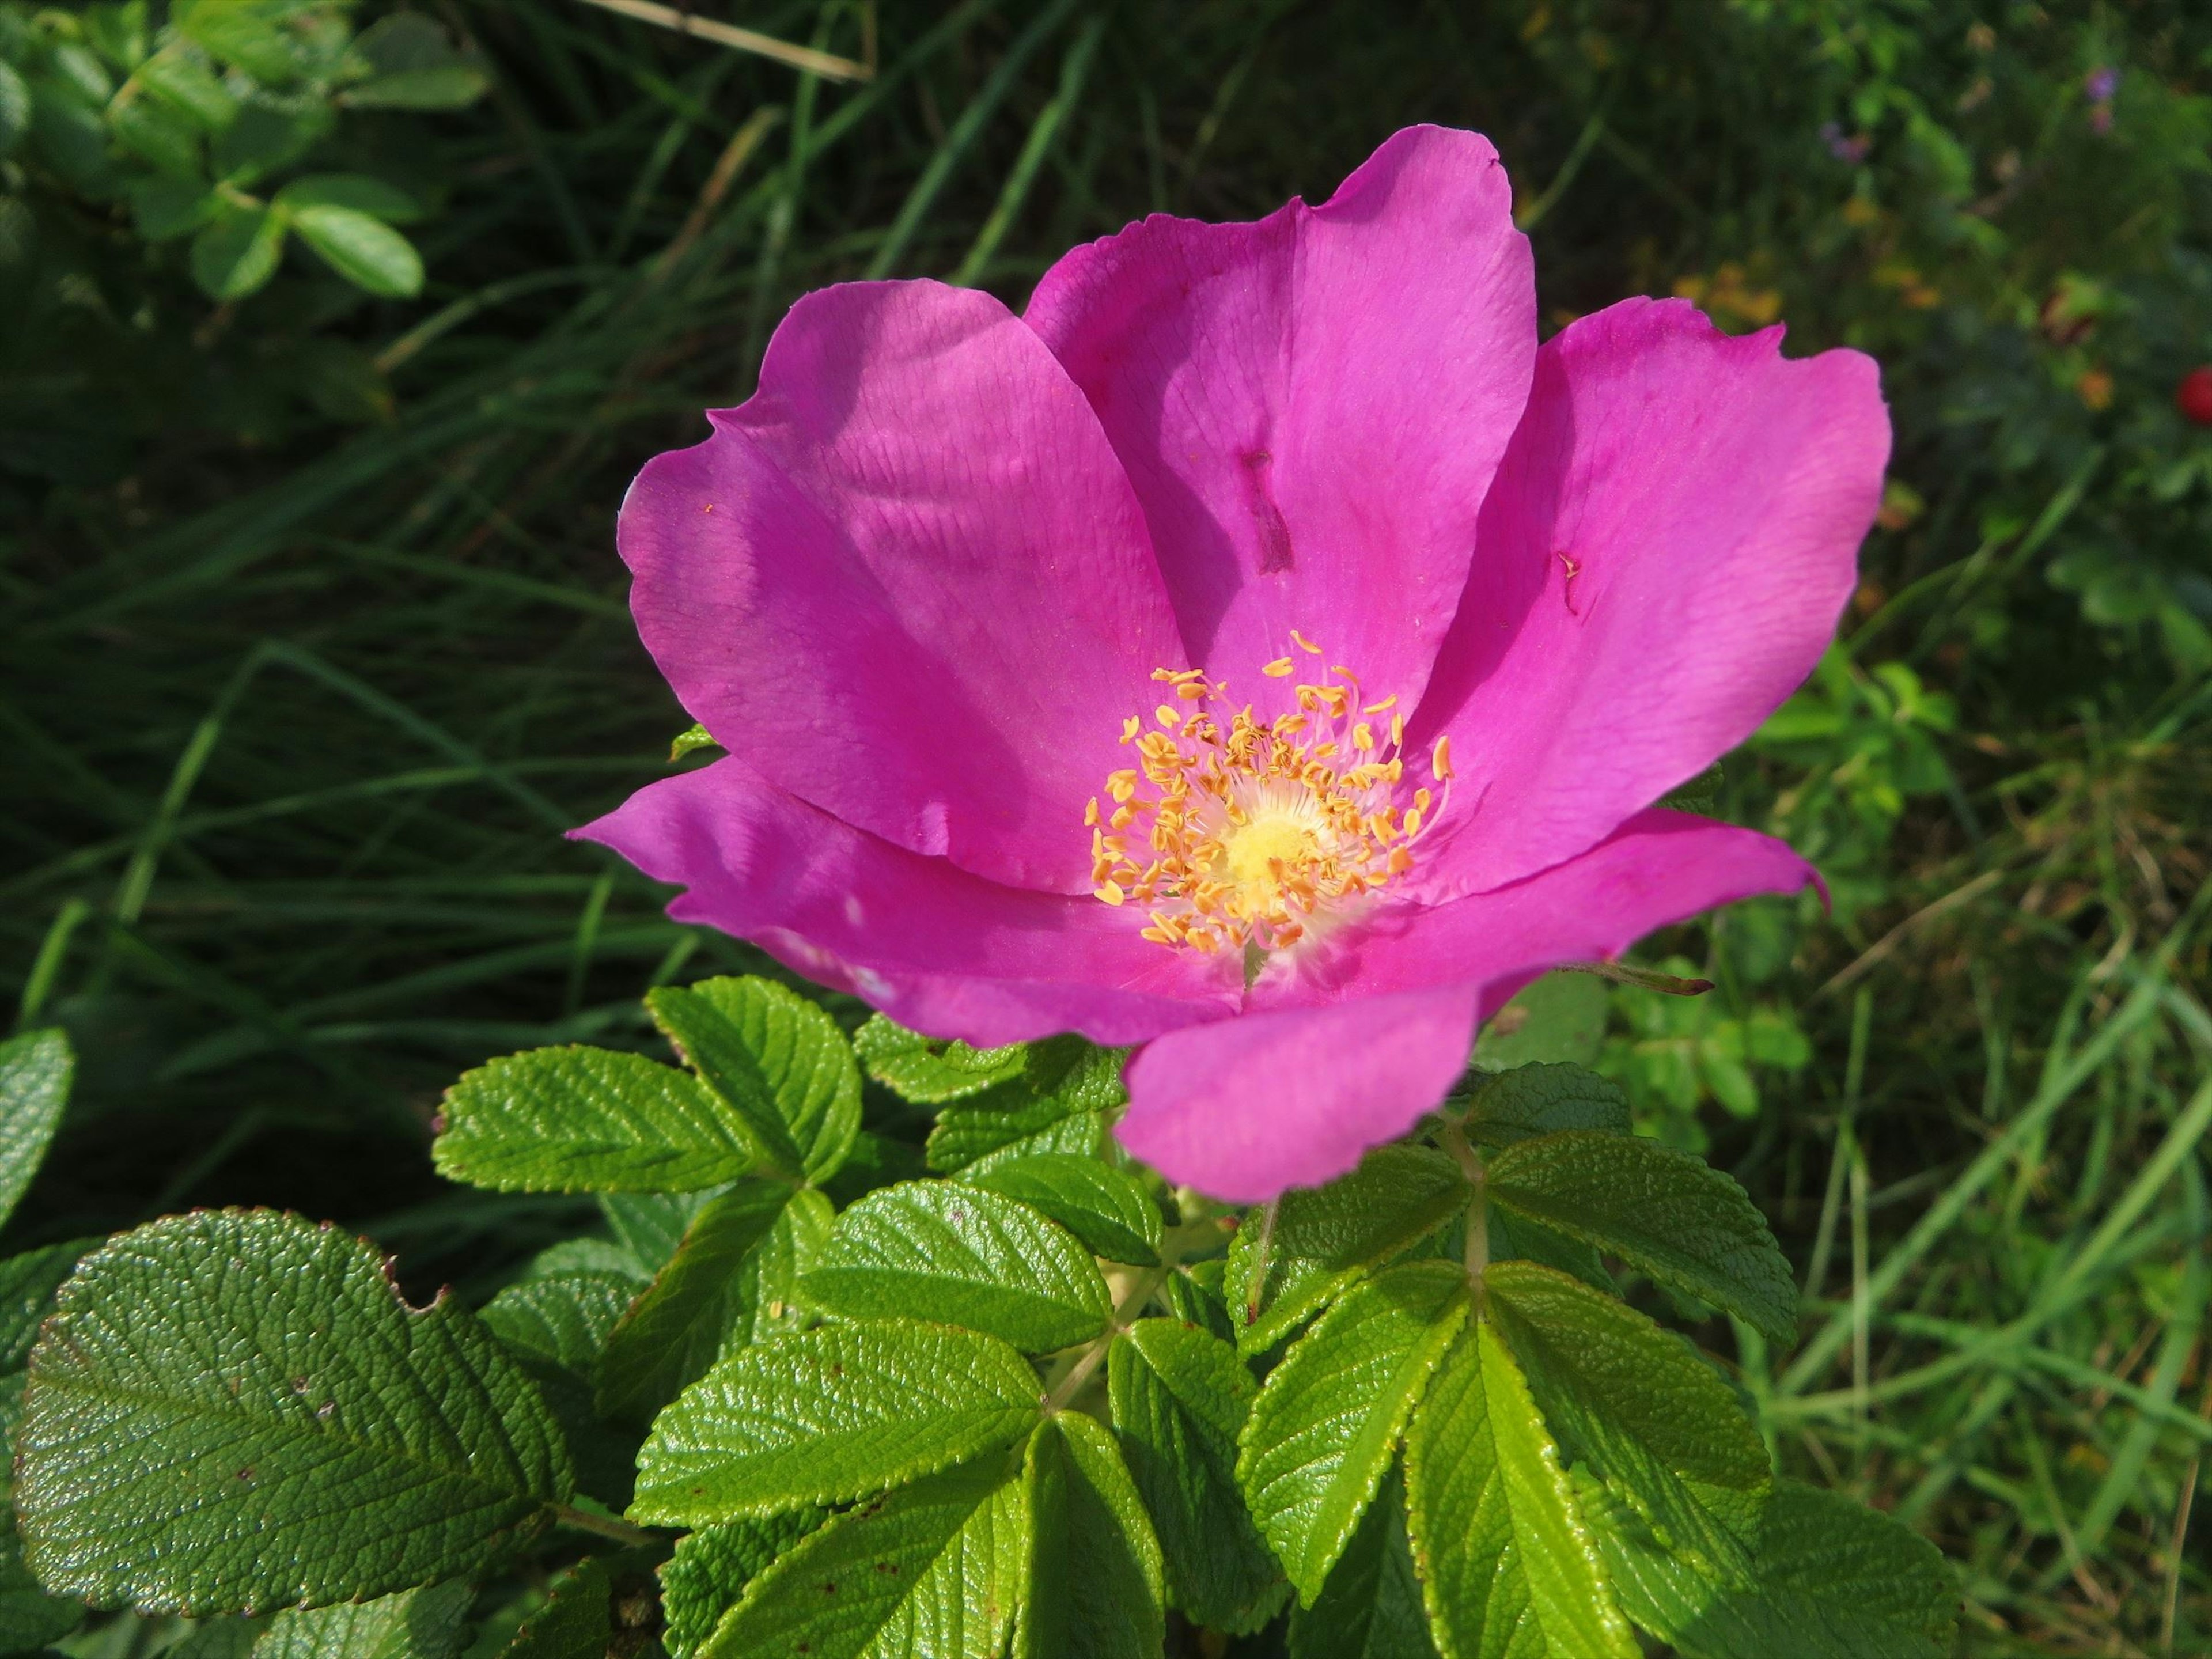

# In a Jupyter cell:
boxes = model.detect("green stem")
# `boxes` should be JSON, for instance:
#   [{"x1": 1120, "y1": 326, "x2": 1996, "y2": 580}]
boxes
[
  {"x1": 1438, "y1": 1119, "x2": 1488, "y2": 1289},
  {"x1": 552, "y1": 1503, "x2": 661, "y2": 1550}
]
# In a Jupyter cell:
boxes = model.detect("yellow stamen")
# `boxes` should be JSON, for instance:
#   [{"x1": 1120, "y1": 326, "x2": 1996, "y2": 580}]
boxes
[
  {"x1": 1088, "y1": 641, "x2": 1449, "y2": 955},
  {"x1": 1431, "y1": 735, "x2": 1453, "y2": 781}
]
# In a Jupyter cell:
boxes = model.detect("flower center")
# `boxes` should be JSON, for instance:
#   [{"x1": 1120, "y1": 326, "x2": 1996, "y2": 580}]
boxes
[{"x1": 1087, "y1": 634, "x2": 1453, "y2": 955}]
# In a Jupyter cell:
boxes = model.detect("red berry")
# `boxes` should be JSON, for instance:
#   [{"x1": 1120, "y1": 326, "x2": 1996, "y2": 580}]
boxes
[{"x1": 2177, "y1": 366, "x2": 2212, "y2": 426}]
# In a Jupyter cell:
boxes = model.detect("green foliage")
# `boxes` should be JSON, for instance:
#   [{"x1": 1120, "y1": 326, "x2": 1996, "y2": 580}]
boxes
[
  {"x1": 1586, "y1": 1479, "x2": 1956, "y2": 1659},
  {"x1": 502, "y1": 1558, "x2": 610, "y2": 1659},
  {"x1": 1403, "y1": 1320, "x2": 1638, "y2": 1659},
  {"x1": 1289, "y1": 1467, "x2": 1434, "y2": 1659},
  {"x1": 16, "y1": 1209, "x2": 570, "y2": 1612},
  {"x1": 1461, "y1": 1062, "x2": 1631, "y2": 1147},
  {"x1": 254, "y1": 1581, "x2": 474, "y2": 1659},
  {"x1": 1237, "y1": 1261, "x2": 1468, "y2": 1601},
  {"x1": 1018, "y1": 1413, "x2": 1165, "y2": 1659},
  {"x1": 1225, "y1": 1144, "x2": 1467, "y2": 1354},
  {"x1": 0, "y1": 1029, "x2": 68, "y2": 1230},
  {"x1": 801, "y1": 1180, "x2": 1111, "y2": 1352},
  {"x1": 630, "y1": 1319, "x2": 1041, "y2": 1526},
  {"x1": 645, "y1": 976, "x2": 861, "y2": 1183},
  {"x1": 1485, "y1": 1131, "x2": 1800, "y2": 1342},
  {"x1": 697, "y1": 1452, "x2": 1028, "y2": 1659},
  {"x1": 0, "y1": 976, "x2": 1970, "y2": 1654},
  {"x1": 1106, "y1": 1316, "x2": 1285, "y2": 1633},
  {"x1": 435, "y1": 1046, "x2": 758, "y2": 1194},
  {"x1": 965, "y1": 1153, "x2": 1162, "y2": 1265}
]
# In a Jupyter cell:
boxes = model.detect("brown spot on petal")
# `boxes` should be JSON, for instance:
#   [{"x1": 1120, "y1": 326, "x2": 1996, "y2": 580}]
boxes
[{"x1": 1244, "y1": 450, "x2": 1295, "y2": 574}]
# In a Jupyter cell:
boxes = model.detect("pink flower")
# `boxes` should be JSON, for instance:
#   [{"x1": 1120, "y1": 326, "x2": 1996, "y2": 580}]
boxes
[{"x1": 578, "y1": 126, "x2": 1889, "y2": 1203}]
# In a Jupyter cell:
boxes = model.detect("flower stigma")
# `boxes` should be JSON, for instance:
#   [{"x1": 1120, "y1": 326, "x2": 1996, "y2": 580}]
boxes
[{"x1": 1086, "y1": 638, "x2": 1453, "y2": 957}]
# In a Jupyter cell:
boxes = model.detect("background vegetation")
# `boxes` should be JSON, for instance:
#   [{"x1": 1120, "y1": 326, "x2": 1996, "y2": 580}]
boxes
[{"x1": 5, "y1": 0, "x2": 2210, "y2": 1651}]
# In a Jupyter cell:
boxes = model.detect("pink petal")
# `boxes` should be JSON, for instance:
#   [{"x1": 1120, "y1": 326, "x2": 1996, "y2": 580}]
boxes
[
  {"x1": 1115, "y1": 812, "x2": 1815, "y2": 1200},
  {"x1": 1025, "y1": 125, "x2": 1535, "y2": 711},
  {"x1": 619, "y1": 280, "x2": 1186, "y2": 895},
  {"x1": 1118, "y1": 984, "x2": 1483, "y2": 1203},
  {"x1": 1262, "y1": 810, "x2": 1820, "y2": 1012},
  {"x1": 1409, "y1": 298, "x2": 1889, "y2": 896},
  {"x1": 575, "y1": 760, "x2": 1234, "y2": 1048}
]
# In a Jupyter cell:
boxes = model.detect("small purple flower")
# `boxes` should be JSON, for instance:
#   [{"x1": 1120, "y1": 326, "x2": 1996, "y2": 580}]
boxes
[
  {"x1": 2085, "y1": 66, "x2": 2120, "y2": 104},
  {"x1": 1820, "y1": 122, "x2": 1872, "y2": 165},
  {"x1": 578, "y1": 127, "x2": 1890, "y2": 1200}
]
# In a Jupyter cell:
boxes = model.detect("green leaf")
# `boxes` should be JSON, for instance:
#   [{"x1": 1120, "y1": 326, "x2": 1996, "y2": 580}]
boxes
[
  {"x1": 661, "y1": 1511, "x2": 825, "y2": 1659},
  {"x1": 0, "y1": 1240, "x2": 96, "y2": 1373},
  {"x1": 290, "y1": 204, "x2": 423, "y2": 298},
  {"x1": 698, "y1": 1449, "x2": 1028, "y2": 1659},
  {"x1": 136, "y1": 51, "x2": 236, "y2": 128},
  {"x1": 647, "y1": 977, "x2": 861, "y2": 1184},
  {"x1": 1107, "y1": 1319, "x2": 1284, "y2": 1633},
  {"x1": 801, "y1": 1181, "x2": 1111, "y2": 1353},
  {"x1": 0, "y1": 1494, "x2": 78, "y2": 1653},
  {"x1": 1238, "y1": 1260, "x2": 1468, "y2": 1601},
  {"x1": 1226, "y1": 1145, "x2": 1468, "y2": 1356},
  {"x1": 668, "y1": 724, "x2": 719, "y2": 762},
  {"x1": 190, "y1": 202, "x2": 284, "y2": 301},
  {"x1": 854, "y1": 1017, "x2": 1028, "y2": 1104},
  {"x1": 1486, "y1": 1131, "x2": 1798, "y2": 1342},
  {"x1": 921, "y1": 1036, "x2": 1125, "y2": 1175},
  {"x1": 274, "y1": 172, "x2": 422, "y2": 224},
  {"x1": 1585, "y1": 1479, "x2": 1956, "y2": 1659},
  {"x1": 967, "y1": 1154, "x2": 1162, "y2": 1265},
  {"x1": 1486, "y1": 1209, "x2": 1615, "y2": 1294},
  {"x1": 342, "y1": 66, "x2": 490, "y2": 109},
  {"x1": 600, "y1": 1192, "x2": 707, "y2": 1269},
  {"x1": 1474, "y1": 972, "x2": 1609, "y2": 1069},
  {"x1": 1462, "y1": 1064, "x2": 1631, "y2": 1146},
  {"x1": 1018, "y1": 1413, "x2": 1164, "y2": 1659},
  {"x1": 480, "y1": 1265, "x2": 643, "y2": 1506},
  {"x1": 502, "y1": 1558, "x2": 608, "y2": 1659},
  {"x1": 1290, "y1": 1465, "x2": 1435, "y2": 1659},
  {"x1": 341, "y1": 13, "x2": 487, "y2": 109},
  {"x1": 107, "y1": 88, "x2": 203, "y2": 174},
  {"x1": 1657, "y1": 762, "x2": 1725, "y2": 815},
  {"x1": 253, "y1": 1581, "x2": 474, "y2": 1659},
  {"x1": 595, "y1": 1181, "x2": 798, "y2": 1423},
  {"x1": 630, "y1": 1320, "x2": 1039, "y2": 1526},
  {"x1": 730, "y1": 1187, "x2": 833, "y2": 1346},
  {"x1": 177, "y1": 2, "x2": 297, "y2": 83},
  {"x1": 128, "y1": 175, "x2": 219, "y2": 238},
  {"x1": 482, "y1": 1243, "x2": 650, "y2": 1377},
  {"x1": 1159, "y1": 1257, "x2": 1237, "y2": 1345},
  {"x1": 0, "y1": 60, "x2": 31, "y2": 154},
  {"x1": 168, "y1": 1617, "x2": 266, "y2": 1659},
  {"x1": 0, "y1": 1029, "x2": 71, "y2": 1232},
  {"x1": 1487, "y1": 1261, "x2": 1768, "y2": 1575},
  {"x1": 1403, "y1": 1320, "x2": 1638, "y2": 1659},
  {"x1": 17, "y1": 1210, "x2": 571, "y2": 1613},
  {"x1": 435, "y1": 1046, "x2": 759, "y2": 1194}
]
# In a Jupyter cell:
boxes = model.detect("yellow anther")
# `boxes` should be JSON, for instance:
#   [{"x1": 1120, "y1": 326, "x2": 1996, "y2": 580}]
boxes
[
  {"x1": 1431, "y1": 735, "x2": 1453, "y2": 781},
  {"x1": 1290, "y1": 629, "x2": 1322, "y2": 654},
  {"x1": 1091, "y1": 641, "x2": 1449, "y2": 954}
]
